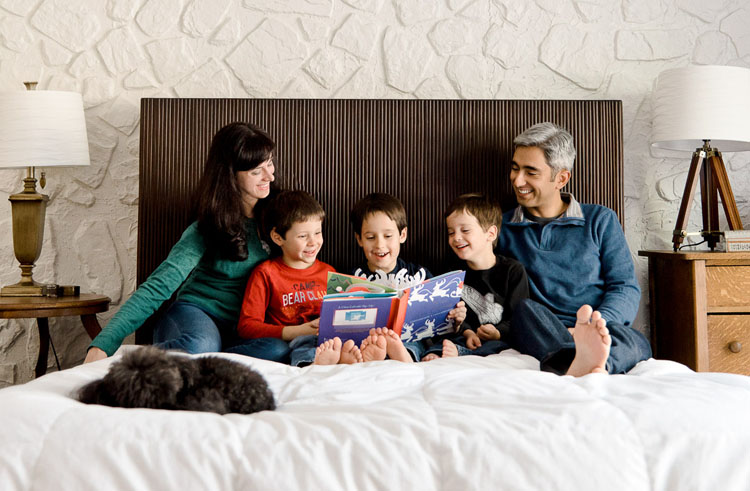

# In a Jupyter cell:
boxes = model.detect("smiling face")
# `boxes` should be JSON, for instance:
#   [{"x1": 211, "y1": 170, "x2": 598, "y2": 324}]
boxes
[
  {"x1": 236, "y1": 159, "x2": 275, "y2": 216},
  {"x1": 510, "y1": 146, "x2": 569, "y2": 218},
  {"x1": 355, "y1": 211, "x2": 407, "y2": 274},
  {"x1": 271, "y1": 218, "x2": 324, "y2": 269},
  {"x1": 446, "y1": 210, "x2": 497, "y2": 270}
]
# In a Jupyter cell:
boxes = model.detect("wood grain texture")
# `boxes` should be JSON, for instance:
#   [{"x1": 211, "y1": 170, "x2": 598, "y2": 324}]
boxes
[
  {"x1": 706, "y1": 266, "x2": 750, "y2": 308},
  {"x1": 708, "y1": 315, "x2": 750, "y2": 375}
]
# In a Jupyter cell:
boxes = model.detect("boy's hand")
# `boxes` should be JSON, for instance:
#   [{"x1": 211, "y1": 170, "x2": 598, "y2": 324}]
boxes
[
  {"x1": 282, "y1": 319, "x2": 319, "y2": 340},
  {"x1": 463, "y1": 329, "x2": 482, "y2": 349},
  {"x1": 447, "y1": 301, "x2": 467, "y2": 328},
  {"x1": 477, "y1": 324, "x2": 500, "y2": 341}
]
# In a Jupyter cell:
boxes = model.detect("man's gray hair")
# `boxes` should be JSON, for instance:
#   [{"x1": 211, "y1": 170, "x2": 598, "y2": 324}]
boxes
[{"x1": 513, "y1": 122, "x2": 576, "y2": 176}]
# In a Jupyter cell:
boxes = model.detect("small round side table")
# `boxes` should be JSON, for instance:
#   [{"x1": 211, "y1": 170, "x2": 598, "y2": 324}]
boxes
[{"x1": 0, "y1": 294, "x2": 110, "y2": 377}]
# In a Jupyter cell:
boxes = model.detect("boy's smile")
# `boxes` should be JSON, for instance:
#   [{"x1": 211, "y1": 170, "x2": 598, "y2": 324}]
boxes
[
  {"x1": 446, "y1": 210, "x2": 497, "y2": 270},
  {"x1": 272, "y1": 218, "x2": 324, "y2": 269},
  {"x1": 356, "y1": 211, "x2": 407, "y2": 274}
]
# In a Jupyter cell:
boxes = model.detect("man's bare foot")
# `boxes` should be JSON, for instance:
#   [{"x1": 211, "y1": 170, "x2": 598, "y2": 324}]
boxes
[
  {"x1": 441, "y1": 339, "x2": 459, "y2": 358},
  {"x1": 360, "y1": 329, "x2": 387, "y2": 362},
  {"x1": 380, "y1": 327, "x2": 413, "y2": 362},
  {"x1": 339, "y1": 339, "x2": 363, "y2": 364},
  {"x1": 314, "y1": 337, "x2": 342, "y2": 365},
  {"x1": 566, "y1": 305, "x2": 611, "y2": 377}
]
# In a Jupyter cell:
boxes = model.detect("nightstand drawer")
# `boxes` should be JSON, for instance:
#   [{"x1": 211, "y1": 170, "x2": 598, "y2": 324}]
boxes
[
  {"x1": 706, "y1": 266, "x2": 750, "y2": 308},
  {"x1": 707, "y1": 315, "x2": 750, "y2": 375}
]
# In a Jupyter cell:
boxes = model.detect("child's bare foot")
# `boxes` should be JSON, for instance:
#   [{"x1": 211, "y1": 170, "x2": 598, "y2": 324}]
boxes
[
  {"x1": 360, "y1": 329, "x2": 387, "y2": 362},
  {"x1": 566, "y1": 305, "x2": 611, "y2": 377},
  {"x1": 421, "y1": 353, "x2": 439, "y2": 361},
  {"x1": 314, "y1": 337, "x2": 342, "y2": 365},
  {"x1": 441, "y1": 339, "x2": 459, "y2": 358},
  {"x1": 339, "y1": 339, "x2": 363, "y2": 364},
  {"x1": 381, "y1": 327, "x2": 413, "y2": 363}
]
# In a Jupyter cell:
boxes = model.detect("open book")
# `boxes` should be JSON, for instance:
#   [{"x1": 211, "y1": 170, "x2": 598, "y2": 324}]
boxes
[{"x1": 318, "y1": 270, "x2": 465, "y2": 346}]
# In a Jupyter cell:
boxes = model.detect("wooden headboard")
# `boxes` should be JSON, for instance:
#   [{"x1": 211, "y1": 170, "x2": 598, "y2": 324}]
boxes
[{"x1": 136, "y1": 99, "x2": 623, "y2": 341}]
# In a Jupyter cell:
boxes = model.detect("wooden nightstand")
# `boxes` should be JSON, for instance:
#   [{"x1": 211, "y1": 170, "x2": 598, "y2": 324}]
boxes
[
  {"x1": 639, "y1": 250, "x2": 750, "y2": 375},
  {"x1": 0, "y1": 294, "x2": 110, "y2": 377}
]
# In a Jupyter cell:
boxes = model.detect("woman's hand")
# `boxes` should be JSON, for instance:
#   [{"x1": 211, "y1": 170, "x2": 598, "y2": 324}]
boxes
[
  {"x1": 464, "y1": 329, "x2": 482, "y2": 349},
  {"x1": 447, "y1": 301, "x2": 467, "y2": 328},
  {"x1": 477, "y1": 324, "x2": 501, "y2": 341},
  {"x1": 83, "y1": 347, "x2": 107, "y2": 364},
  {"x1": 282, "y1": 319, "x2": 319, "y2": 341}
]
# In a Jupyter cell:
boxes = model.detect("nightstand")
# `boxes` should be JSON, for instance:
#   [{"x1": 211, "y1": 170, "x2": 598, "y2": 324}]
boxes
[
  {"x1": 0, "y1": 294, "x2": 110, "y2": 377},
  {"x1": 639, "y1": 250, "x2": 750, "y2": 375}
]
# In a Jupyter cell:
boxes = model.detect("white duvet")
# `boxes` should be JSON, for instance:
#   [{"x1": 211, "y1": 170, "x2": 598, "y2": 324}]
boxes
[{"x1": 1, "y1": 347, "x2": 749, "y2": 491}]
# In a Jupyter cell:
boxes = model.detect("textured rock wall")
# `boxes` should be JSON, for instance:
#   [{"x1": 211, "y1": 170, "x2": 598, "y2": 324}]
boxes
[{"x1": 1, "y1": 0, "x2": 749, "y2": 386}]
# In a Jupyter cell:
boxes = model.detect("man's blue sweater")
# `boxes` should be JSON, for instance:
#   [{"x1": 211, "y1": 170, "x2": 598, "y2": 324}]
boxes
[{"x1": 497, "y1": 194, "x2": 640, "y2": 328}]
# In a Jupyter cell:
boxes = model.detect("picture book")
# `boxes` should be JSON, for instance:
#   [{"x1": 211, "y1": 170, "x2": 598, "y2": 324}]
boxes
[{"x1": 318, "y1": 270, "x2": 465, "y2": 346}]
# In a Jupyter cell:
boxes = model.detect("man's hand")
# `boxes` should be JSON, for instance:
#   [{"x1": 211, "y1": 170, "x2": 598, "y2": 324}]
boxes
[
  {"x1": 448, "y1": 301, "x2": 467, "y2": 328},
  {"x1": 282, "y1": 318, "x2": 320, "y2": 341},
  {"x1": 83, "y1": 347, "x2": 107, "y2": 364},
  {"x1": 477, "y1": 324, "x2": 501, "y2": 341},
  {"x1": 464, "y1": 329, "x2": 482, "y2": 349}
]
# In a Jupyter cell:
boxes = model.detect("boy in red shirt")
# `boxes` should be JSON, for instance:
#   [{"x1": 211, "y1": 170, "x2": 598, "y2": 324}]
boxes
[{"x1": 235, "y1": 190, "x2": 362, "y2": 366}]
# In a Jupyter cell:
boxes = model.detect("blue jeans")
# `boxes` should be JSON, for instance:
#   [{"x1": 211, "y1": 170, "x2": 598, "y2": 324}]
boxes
[
  {"x1": 418, "y1": 335, "x2": 509, "y2": 359},
  {"x1": 153, "y1": 301, "x2": 290, "y2": 363},
  {"x1": 510, "y1": 299, "x2": 652, "y2": 374},
  {"x1": 287, "y1": 335, "x2": 318, "y2": 367}
]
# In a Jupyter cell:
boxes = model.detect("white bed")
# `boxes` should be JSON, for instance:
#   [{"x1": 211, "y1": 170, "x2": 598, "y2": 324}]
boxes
[{"x1": 1, "y1": 347, "x2": 749, "y2": 490}]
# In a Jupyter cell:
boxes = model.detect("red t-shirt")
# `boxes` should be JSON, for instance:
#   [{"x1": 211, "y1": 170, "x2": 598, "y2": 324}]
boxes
[{"x1": 238, "y1": 257, "x2": 335, "y2": 339}]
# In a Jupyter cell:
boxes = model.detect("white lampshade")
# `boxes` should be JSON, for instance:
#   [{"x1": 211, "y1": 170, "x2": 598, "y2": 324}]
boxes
[
  {"x1": 0, "y1": 90, "x2": 90, "y2": 169},
  {"x1": 651, "y1": 65, "x2": 750, "y2": 152}
]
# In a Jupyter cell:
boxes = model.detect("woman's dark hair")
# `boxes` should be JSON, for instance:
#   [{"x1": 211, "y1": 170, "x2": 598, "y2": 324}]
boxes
[{"x1": 195, "y1": 122, "x2": 276, "y2": 261}]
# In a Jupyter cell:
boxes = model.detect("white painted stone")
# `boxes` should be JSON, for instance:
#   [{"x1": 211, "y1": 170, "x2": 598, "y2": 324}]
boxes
[
  {"x1": 459, "y1": 0, "x2": 490, "y2": 21},
  {"x1": 225, "y1": 19, "x2": 307, "y2": 97},
  {"x1": 0, "y1": 364, "x2": 15, "y2": 388},
  {"x1": 174, "y1": 58, "x2": 234, "y2": 97},
  {"x1": 70, "y1": 141, "x2": 114, "y2": 189},
  {"x1": 60, "y1": 181, "x2": 95, "y2": 206},
  {"x1": 0, "y1": 15, "x2": 33, "y2": 52},
  {"x1": 445, "y1": 54, "x2": 500, "y2": 98},
  {"x1": 621, "y1": 0, "x2": 666, "y2": 23},
  {"x1": 305, "y1": 47, "x2": 360, "y2": 89},
  {"x1": 414, "y1": 76, "x2": 457, "y2": 98},
  {"x1": 573, "y1": 0, "x2": 615, "y2": 23},
  {"x1": 30, "y1": 0, "x2": 102, "y2": 53},
  {"x1": 428, "y1": 17, "x2": 478, "y2": 56},
  {"x1": 331, "y1": 14, "x2": 379, "y2": 60},
  {"x1": 540, "y1": 24, "x2": 610, "y2": 90},
  {"x1": 0, "y1": 0, "x2": 34, "y2": 16},
  {"x1": 693, "y1": 31, "x2": 737, "y2": 65},
  {"x1": 69, "y1": 51, "x2": 105, "y2": 78},
  {"x1": 146, "y1": 38, "x2": 198, "y2": 83},
  {"x1": 136, "y1": 0, "x2": 184, "y2": 37},
  {"x1": 97, "y1": 27, "x2": 146, "y2": 75},
  {"x1": 45, "y1": 74, "x2": 80, "y2": 92},
  {"x1": 497, "y1": 0, "x2": 539, "y2": 27},
  {"x1": 483, "y1": 22, "x2": 535, "y2": 69},
  {"x1": 448, "y1": 0, "x2": 474, "y2": 11},
  {"x1": 677, "y1": 0, "x2": 730, "y2": 23},
  {"x1": 99, "y1": 96, "x2": 140, "y2": 136},
  {"x1": 242, "y1": 0, "x2": 333, "y2": 17},
  {"x1": 341, "y1": 0, "x2": 384, "y2": 13},
  {"x1": 382, "y1": 27, "x2": 434, "y2": 92},
  {"x1": 0, "y1": 169, "x2": 22, "y2": 193},
  {"x1": 182, "y1": 0, "x2": 232, "y2": 37},
  {"x1": 40, "y1": 40, "x2": 73, "y2": 66},
  {"x1": 82, "y1": 76, "x2": 116, "y2": 108},
  {"x1": 334, "y1": 67, "x2": 388, "y2": 98},
  {"x1": 107, "y1": 0, "x2": 141, "y2": 21},
  {"x1": 123, "y1": 71, "x2": 159, "y2": 90},
  {"x1": 210, "y1": 19, "x2": 241, "y2": 46},
  {"x1": 535, "y1": 0, "x2": 574, "y2": 17},
  {"x1": 108, "y1": 158, "x2": 139, "y2": 205},
  {"x1": 298, "y1": 17, "x2": 330, "y2": 41},
  {"x1": 393, "y1": 0, "x2": 437, "y2": 26},
  {"x1": 74, "y1": 221, "x2": 123, "y2": 303},
  {"x1": 721, "y1": 8, "x2": 750, "y2": 58},
  {"x1": 616, "y1": 29, "x2": 691, "y2": 60}
]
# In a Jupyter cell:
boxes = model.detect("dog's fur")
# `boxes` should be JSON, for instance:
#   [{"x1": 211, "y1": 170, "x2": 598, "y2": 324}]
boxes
[{"x1": 77, "y1": 346, "x2": 276, "y2": 414}]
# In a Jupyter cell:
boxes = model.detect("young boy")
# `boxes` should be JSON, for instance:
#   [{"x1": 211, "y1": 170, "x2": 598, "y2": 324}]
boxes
[
  {"x1": 233, "y1": 190, "x2": 362, "y2": 366},
  {"x1": 348, "y1": 193, "x2": 466, "y2": 362},
  {"x1": 423, "y1": 193, "x2": 529, "y2": 360}
]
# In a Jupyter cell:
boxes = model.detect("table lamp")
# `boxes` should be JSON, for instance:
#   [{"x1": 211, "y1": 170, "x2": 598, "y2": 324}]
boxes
[
  {"x1": 651, "y1": 65, "x2": 750, "y2": 251},
  {"x1": 0, "y1": 83, "x2": 90, "y2": 296}
]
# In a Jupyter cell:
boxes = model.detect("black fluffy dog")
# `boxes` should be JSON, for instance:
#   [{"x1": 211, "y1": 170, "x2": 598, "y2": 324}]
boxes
[{"x1": 78, "y1": 346, "x2": 275, "y2": 414}]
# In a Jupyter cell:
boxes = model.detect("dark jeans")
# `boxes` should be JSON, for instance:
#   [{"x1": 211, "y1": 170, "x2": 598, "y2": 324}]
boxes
[
  {"x1": 509, "y1": 299, "x2": 652, "y2": 375},
  {"x1": 153, "y1": 301, "x2": 291, "y2": 363}
]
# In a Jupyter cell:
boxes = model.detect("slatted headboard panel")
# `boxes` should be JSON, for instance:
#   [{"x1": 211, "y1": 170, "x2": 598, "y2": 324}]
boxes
[{"x1": 137, "y1": 99, "x2": 623, "y2": 342}]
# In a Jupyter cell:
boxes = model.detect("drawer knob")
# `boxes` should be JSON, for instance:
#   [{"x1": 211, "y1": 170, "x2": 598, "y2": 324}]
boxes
[{"x1": 728, "y1": 341, "x2": 742, "y2": 353}]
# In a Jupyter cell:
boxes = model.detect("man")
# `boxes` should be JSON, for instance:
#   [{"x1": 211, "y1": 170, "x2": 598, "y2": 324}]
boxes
[{"x1": 498, "y1": 122, "x2": 651, "y2": 376}]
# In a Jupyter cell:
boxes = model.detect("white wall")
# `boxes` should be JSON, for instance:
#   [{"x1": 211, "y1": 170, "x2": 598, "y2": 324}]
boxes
[{"x1": 1, "y1": 0, "x2": 749, "y2": 386}]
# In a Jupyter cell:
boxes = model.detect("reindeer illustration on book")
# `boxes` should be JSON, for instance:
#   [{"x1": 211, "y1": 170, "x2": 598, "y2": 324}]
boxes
[{"x1": 401, "y1": 275, "x2": 465, "y2": 342}]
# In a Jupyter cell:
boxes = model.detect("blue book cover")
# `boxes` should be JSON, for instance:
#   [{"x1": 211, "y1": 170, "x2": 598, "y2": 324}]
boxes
[
  {"x1": 400, "y1": 270, "x2": 465, "y2": 342},
  {"x1": 318, "y1": 296, "x2": 397, "y2": 347}
]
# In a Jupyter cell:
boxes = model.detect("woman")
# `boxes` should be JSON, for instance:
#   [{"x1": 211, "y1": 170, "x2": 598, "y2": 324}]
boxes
[{"x1": 84, "y1": 122, "x2": 290, "y2": 363}]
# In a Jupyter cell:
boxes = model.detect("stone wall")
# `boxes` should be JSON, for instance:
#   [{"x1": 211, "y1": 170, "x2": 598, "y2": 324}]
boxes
[{"x1": 1, "y1": 0, "x2": 749, "y2": 386}]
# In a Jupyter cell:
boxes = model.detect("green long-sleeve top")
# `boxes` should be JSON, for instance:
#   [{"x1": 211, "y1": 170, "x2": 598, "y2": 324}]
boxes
[{"x1": 90, "y1": 219, "x2": 269, "y2": 356}]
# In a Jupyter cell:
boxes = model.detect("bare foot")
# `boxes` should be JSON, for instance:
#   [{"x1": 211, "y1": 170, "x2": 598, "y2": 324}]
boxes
[
  {"x1": 441, "y1": 339, "x2": 459, "y2": 358},
  {"x1": 421, "y1": 353, "x2": 439, "y2": 361},
  {"x1": 380, "y1": 327, "x2": 413, "y2": 363},
  {"x1": 360, "y1": 329, "x2": 387, "y2": 362},
  {"x1": 339, "y1": 339, "x2": 363, "y2": 364},
  {"x1": 566, "y1": 305, "x2": 611, "y2": 377},
  {"x1": 314, "y1": 337, "x2": 342, "y2": 365}
]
